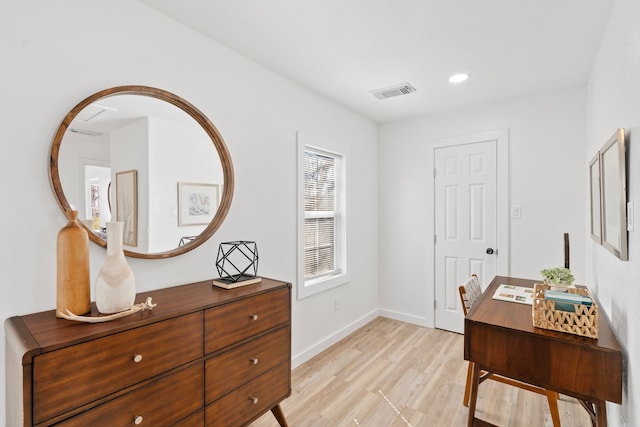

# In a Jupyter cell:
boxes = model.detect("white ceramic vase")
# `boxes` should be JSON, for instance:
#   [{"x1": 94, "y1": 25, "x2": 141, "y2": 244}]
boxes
[{"x1": 95, "y1": 221, "x2": 136, "y2": 314}]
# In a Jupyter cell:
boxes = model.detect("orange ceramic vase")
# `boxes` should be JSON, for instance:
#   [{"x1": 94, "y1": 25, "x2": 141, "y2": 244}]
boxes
[{"x1": 56, "y1": 210, "x2": 91, "y2": 318}]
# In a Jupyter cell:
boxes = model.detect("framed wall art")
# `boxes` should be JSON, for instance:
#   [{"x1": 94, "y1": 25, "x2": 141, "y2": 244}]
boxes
[
  {"x1": 116, "y1": 169, "x2": 138, "y2": 247},
  {"x1": 589, "y1": 151, "x2": 602, "y2": 244},
  {"x1": 599, "y1": 128, "x2": 627, "y2": 260},
  {"x1": 178, "y1": 182, "x2": 220, "y2": 226}
]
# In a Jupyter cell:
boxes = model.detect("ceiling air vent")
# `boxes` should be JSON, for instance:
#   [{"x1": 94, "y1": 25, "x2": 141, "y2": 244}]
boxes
[
  {"x1": 69, "y1": 128, "x2": 103, "y2": 137},
  {"x1": 371, "y1": 83, "x2": 417, "y2": 100},
  {"x1": 75, "y1": 103, "x2": 117, "y2": 123}
]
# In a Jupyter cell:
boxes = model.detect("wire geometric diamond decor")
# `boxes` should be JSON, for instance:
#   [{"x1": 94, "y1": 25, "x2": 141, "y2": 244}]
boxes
[{"x1": 215, "y1": 241, "x2": 259, "y2": 283}]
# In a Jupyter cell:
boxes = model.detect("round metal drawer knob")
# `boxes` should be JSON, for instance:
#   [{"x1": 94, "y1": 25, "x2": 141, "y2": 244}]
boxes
[
  {"x1": 133, "y1": 354, "x2": 143, "y2": 363},
  {"x1": 250, "y1": 396, "x2": 259, "y2": 405},
  {"x1": 134, "y1": 415, "x2": 143, "y2": 425},
  {"x1": 251, "y1": 314, "x2": 259, "y2": 321},
  {"x1": 250, "y1": 358, "x2": 259, "y2": 365}
]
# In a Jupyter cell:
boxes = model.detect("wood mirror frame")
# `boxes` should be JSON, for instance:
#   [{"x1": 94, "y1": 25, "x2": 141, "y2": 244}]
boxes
[{"x1": 50, "y1": 85, "x2": 234, "y2": 259}]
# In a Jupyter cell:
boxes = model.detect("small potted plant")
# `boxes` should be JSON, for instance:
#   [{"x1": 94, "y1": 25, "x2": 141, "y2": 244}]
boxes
[{"x1": 540, "y1": 267, "x2": 575, "y2": 290}]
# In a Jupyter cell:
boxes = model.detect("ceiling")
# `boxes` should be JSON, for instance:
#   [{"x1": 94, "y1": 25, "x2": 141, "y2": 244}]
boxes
[{"x1": 139, "y1": 0, "x2": 614, "y2": 123}]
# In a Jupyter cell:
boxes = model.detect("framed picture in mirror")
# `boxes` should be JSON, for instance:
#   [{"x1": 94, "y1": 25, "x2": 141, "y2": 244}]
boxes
[
  {"x1": 178, "y1": 182, "x2": 220, "y2": 226},
  {"x1": 599, "y1": 128, "x2": 627, "y2": 260},
  {"x1": 116, "y1": 169, "x2": 138, "y2": 247}
]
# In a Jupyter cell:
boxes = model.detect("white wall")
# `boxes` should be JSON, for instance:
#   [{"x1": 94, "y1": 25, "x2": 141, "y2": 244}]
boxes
[
  {"x1": 111, "y1": 118, "x2": 150, "y2": 251},
  {"x1": 378, "y1": 87, "x2": 587, "y2": 327},
  {"x1": 0, "y1": 1, "x2": 378, "y2": 423},
  {"x1": 586, "y1": 0, "x2": 640, "y2": 423},
  {"x1": 147, "y1": 116, "x2": 221, "y2": 252}
]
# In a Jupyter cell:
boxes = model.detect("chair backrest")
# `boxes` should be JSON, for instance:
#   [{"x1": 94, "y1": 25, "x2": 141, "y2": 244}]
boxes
[{"x1": 458, "y1": 274, "x2": 482, "y2": 316}]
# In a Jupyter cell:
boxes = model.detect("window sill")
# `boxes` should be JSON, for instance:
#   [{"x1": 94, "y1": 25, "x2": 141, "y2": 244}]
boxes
[{"x1": 297, "y1": 272, "x2": 350, "y2": 299}]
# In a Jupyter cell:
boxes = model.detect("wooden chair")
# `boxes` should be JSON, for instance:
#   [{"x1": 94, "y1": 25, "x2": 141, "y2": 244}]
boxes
[{"x1": 459, "y1": 275, "x2": 561, "y2": 427}]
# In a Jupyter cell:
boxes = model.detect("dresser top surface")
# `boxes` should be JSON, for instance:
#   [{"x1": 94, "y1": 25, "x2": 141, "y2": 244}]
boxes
[{"x1": 9, "y1": 277, "x2": 291, "y2": 354}]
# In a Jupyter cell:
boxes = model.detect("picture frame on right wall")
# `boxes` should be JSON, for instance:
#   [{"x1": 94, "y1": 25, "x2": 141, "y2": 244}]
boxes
[
  {"x1": 589, "y1": 151, "x2": 602, "y2": 244},
  {"x1": 599, "y1": 128, "x2": 628, "y2": 260}
]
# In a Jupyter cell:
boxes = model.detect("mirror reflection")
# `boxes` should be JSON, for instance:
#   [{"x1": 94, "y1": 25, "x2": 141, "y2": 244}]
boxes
[{"x1": 51, "y1": 86, "x2": 234, "y2": 259}]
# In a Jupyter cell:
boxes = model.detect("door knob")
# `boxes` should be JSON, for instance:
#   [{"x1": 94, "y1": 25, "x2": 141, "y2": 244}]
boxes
[{"x1": 486, "y1": 248, "x2": 495, "y2": 255}]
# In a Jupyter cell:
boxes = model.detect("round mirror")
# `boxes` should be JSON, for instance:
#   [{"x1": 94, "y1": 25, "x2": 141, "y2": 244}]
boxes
[{"x1": 50, "y1": 85, "x2": 234, "y2": 259}]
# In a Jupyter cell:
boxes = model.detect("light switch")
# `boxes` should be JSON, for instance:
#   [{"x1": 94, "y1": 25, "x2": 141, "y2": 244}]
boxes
[{"x1": 511, "y1": 205, "x2": 522, "y2": 219}]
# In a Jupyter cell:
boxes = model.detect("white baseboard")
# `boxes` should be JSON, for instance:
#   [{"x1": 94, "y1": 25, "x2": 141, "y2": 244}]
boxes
[
  {"x1": 291, "y1": 309, "x2": 379, "y2": 368},
  {"x1": 378, "y1": 308, "x2": 431, "y2": 328}
]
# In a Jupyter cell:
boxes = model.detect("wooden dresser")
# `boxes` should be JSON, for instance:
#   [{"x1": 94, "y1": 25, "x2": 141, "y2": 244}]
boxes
[{"x1": 5, "y1": 277, "x2": 291, "y2": 426}]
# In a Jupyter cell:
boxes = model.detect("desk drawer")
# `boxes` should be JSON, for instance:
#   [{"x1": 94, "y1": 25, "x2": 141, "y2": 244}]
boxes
[
  {"x1": 204, "y1": 289, "x2": 289, "y2": 353},
  {"x1": 205, "y1": 325, "x2": 290, "y2": 403},
  {"x1": 33, "y1": 312, "x2": 203, "y2": 424},
  {"x1": 55, "y1": 363, "x2": 203, "y2": 426},
  {"x1": 205, "y1": 362, "x2": 290, "y2": 427}
]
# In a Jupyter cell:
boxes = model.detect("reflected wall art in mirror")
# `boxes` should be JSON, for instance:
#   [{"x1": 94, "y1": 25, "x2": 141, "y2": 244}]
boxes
[{"x1": 50, "y1": 86, "x2": 234, "y2": 259}]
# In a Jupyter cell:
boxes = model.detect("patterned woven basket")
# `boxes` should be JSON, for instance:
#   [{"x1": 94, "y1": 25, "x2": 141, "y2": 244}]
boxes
[{"x1": 532, "y1": 283, "x2": 599, "y2": 339}]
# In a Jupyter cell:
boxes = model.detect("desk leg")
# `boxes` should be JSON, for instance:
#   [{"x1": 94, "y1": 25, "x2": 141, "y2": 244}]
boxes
[
  {"x1": 271, "y1": 403, "x2": 289, "y2": 427},
  {"x1": 595, "y1": 400, "x2": 607, "y2": 427},
  {"x1": 467, "y1": 362, "x2": 480, "y2": 427}
]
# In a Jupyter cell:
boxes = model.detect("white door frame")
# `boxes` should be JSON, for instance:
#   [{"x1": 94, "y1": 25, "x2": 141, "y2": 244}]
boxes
[{"x1": 428, "y1": 129, "x2": 510, "y2": 324}]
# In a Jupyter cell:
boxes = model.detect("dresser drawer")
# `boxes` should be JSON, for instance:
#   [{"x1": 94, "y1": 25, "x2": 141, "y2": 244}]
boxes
[
  {"x1": 205, "y1": 362, "x2": 290, "y2": 427},
  {"x1": 33, "y1": 312, "x2": 203, "y2": 424},
  {"x1": 205, "y1": 288, "x2": 289, "y2": 353},
  {"x1": 205, "y1": 325, "x2": 290, "y2": 404},
  {"x1": 55, "y1": 363, "x2": 203, "y2": 426}
]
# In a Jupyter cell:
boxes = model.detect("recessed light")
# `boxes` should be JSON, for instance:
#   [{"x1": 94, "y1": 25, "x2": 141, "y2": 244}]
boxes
[{"x1": 449, "y1": 73, "x2": 469, "y2": 84}]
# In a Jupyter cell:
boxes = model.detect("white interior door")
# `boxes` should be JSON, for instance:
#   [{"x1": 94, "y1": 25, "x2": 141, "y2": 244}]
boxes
[{"x1": 434, "y1": 140, "x2": 497, "y2": 333}]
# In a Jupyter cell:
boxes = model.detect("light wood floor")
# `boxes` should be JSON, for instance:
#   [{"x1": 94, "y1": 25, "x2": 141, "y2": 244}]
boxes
[{"x1": 250, "y1": 317, "x2": 592, "y2": 427}]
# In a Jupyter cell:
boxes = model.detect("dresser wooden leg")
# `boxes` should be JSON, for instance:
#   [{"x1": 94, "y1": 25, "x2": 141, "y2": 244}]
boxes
[{"x1": 271, "y1": 403, "x2": 289, "y2": 427}]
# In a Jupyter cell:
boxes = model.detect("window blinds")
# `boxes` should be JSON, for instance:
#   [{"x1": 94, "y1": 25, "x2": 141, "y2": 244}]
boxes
[{"x1": 304, "y1": 149, "x2": 337, "y2": 279}]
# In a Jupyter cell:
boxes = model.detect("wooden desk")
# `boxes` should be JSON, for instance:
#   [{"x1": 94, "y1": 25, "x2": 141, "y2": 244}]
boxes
[{"x1": 464, "y1": 276, "x2": 622, "y2": 427}]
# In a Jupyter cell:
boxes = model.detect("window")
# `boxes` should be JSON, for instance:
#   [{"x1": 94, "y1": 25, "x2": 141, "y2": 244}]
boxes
[
  {"x1": 297, "y1": 133, "x2": 349, "y2": 299},
  {"x1": 304, "y1": 148, "x2": 338, "y2": 279}
]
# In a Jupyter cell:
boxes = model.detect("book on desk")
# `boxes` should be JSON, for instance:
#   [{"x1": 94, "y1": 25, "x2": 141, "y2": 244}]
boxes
[
  {"x1": 543, "y1": 289, "x2": 592, "y2": 312},
  {"x1": 492, "y1": 284, "x2": 534, "y2": 305}
]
